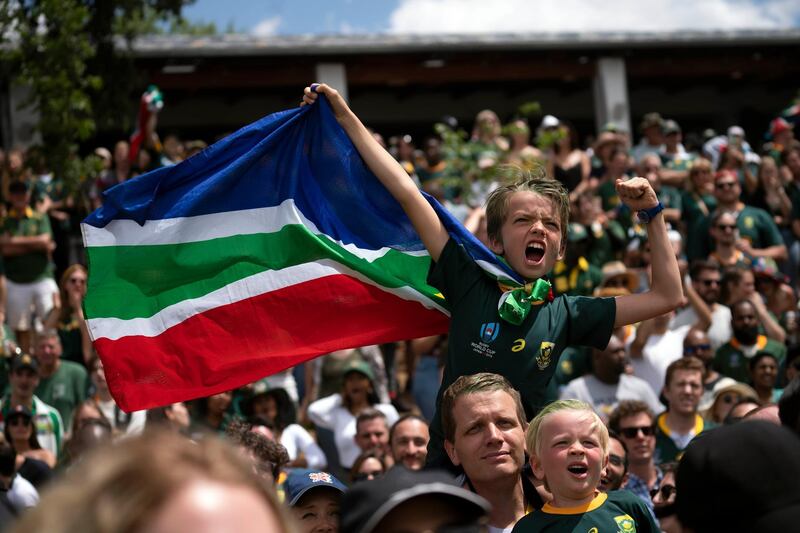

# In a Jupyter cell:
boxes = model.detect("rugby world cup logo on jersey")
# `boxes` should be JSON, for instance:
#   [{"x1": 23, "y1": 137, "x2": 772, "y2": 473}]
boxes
[
  {"x1": 471, "y1": 322, "x2": 500, "y2": 358},
  {"x1": 480, "y1": 322, "x2": 500, "y2": 343}
]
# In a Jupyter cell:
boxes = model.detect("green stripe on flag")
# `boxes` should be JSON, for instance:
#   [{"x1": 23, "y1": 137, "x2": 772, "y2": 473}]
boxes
[{"x1": 86, "y1": 224, "x2": 442, "y2": 320}]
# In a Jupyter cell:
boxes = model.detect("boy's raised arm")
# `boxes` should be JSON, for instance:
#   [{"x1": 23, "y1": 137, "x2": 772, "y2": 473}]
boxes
[
  {"x1": 613, "y1": 177, "x2": 683, "y2": 327},
  {"x1": 302, "y1": 84, "x2": 449, "y2": 261}
]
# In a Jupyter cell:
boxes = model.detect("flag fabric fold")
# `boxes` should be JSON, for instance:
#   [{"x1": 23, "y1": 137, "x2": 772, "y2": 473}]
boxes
[{"x1": 82, "y1": 96, "x2": 522, "y2": 412}]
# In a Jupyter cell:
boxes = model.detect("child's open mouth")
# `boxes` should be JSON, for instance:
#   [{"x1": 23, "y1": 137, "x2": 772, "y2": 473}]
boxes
[
  {"x1": 567, "y1": 464, "x2": 589, "y2": 477},
  {"x1": 525, "y1": 242, "x2": 545, "y2": 264}
]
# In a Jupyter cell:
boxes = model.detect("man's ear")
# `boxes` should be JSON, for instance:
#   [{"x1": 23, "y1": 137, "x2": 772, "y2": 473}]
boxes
[
  {"x1": 444, "y1": 439, "x2": 461, "y2": 466},
  {"x1": 489, "y1": 237, "x2": 504, "y2": 255}
]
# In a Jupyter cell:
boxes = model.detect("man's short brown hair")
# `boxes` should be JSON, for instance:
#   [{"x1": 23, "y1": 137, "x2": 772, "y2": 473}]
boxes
[
  {"x1": 355, "y1": 408, "x2": 388, "y2": 432},
  {"x1": 441, "y1": 372, "x2": 526, "y2": 443},
  {"x1": 664, "y1": 356, "x2": 705, "y2": 388},
  {"x1": 608, "y1": 400, "x2": 655, "y2": 433},
  {"x1": 484, "y1": 166, "x2": 569, "y2": 247}
]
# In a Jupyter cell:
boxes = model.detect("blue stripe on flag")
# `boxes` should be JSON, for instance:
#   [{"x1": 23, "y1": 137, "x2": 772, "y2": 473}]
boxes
[{"x1": 84, "y1": 95, "x2": 521, "y2": 280}]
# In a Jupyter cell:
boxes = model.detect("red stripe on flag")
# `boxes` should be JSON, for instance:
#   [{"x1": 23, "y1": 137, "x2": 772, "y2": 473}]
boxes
[{"x1": 95, "y1": 274, "x2": 449, "y2": 412}]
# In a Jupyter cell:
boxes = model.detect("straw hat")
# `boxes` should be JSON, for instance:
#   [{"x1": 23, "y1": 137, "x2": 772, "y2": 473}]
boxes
[{"x1": 599, "y1": 261, "x2": 639, "y2": 293}]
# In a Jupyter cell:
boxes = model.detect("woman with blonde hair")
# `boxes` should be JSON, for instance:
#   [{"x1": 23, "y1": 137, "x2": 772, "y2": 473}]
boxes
[{"x1": 11, "y1": 431, "x2": 296, "y2": 533}]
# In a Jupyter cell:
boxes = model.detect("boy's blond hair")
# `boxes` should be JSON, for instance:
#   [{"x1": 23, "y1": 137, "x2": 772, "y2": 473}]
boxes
[
  {"x1": 525, "y1": 399, "x2": 609, "y2": 459},
  {"x1": 484, "y1": 165, "x2": 570, "y2": 247}
]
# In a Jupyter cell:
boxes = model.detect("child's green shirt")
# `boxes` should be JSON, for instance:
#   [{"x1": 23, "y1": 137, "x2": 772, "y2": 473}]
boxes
[{"x1": 511, "y1": 490, "x2": 658, "y2": 532}]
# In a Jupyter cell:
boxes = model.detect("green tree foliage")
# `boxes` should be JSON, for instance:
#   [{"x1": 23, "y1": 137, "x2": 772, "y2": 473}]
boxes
[{"x1": 0, "y1": 0, "x2": 191, "y2": 192}]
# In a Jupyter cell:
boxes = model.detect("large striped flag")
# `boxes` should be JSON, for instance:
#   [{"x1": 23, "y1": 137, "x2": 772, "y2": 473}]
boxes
[{"x1": 82, "y1": 96, "x2": 522, "y2": 412}]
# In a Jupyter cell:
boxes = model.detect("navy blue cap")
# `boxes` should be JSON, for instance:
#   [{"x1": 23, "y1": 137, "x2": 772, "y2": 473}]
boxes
[{"x1": 284, "y1": 469, "x2": 346, "y2": 507}]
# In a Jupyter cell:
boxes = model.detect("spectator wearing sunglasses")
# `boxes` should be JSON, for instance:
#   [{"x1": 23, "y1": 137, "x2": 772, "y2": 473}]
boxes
[
  {"x1": 700, "y1": 377, "x2": 758, "y2": 428},
  {"x1": 672, "y1": 260, "x2": 732, "y2": 350},
  {"x1": 599, "y1": 430, "x2": 628, "y2": 492},
  {"x1": 651, "y1": 462, "x2": 679, "y2": 531},
  {"x1": 707, "y1": 210, "x2": 752, "y2": 269},
  {"x1": 350, "y1": 450, "x2": 387, "y2": 484},
  {"x1": 608, "y1": 400, "x2": 661, "y2": 515},
  {"x1": 724, "y1": 397, "x2": 762, "y2": 424},
  {"x1": 696, "y1": 169, "x2": 787, "y2": 263}
]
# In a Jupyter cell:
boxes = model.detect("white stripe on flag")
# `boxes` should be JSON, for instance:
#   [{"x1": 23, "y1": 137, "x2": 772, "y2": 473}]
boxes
[
  {"x1": 86, "y1": 258, "x2": 449, "y2": 341},
  {"x1": 81, "y1": 199, "x2": 429, "y2": 262}
]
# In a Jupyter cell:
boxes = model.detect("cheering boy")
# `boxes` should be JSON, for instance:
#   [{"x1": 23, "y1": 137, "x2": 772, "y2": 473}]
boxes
[{"x1": 301, "y1": 85, "x2": 682, "y2": 468}]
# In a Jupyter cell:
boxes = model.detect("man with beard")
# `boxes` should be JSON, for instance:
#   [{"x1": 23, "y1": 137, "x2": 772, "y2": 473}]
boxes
[
  {"x1": 389, "y1": 415, "x2": 429, "y2": 471},
  {"x1": 714, "y1": 299, "x2": 787, "y2": 383},
  {"x1": 654, "y1": 357, "x2": 705, "y2": 463},
  {"x1": 599, "y1": 430, "x2": 628, "y2": 492},
  {"x1": 559, "y1": 335, "x2": 663, "y2": 421},
  {"x1": 671, "y1": 260, "x2": 732, "y2": 349}
]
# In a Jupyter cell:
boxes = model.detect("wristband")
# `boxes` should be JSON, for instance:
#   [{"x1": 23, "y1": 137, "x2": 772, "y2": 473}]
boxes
[{"x1": 637, "y1": 202, "x2": 664, "y2": 224}]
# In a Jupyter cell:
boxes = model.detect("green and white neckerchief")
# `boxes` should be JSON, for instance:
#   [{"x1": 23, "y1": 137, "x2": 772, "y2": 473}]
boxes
[{"x1": 496, "y1": 278, "x2": 553, "y2": 325}]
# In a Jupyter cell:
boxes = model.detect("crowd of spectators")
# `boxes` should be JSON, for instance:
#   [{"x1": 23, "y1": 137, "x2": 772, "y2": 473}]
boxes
[{"x1": 0, "y1": 94, "x2": 798, "y2": 532}]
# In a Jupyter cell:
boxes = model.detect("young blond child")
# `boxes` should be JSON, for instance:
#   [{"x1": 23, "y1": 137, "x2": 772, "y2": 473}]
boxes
[
  {"x1": 513, "y1": 400, "x2": 658, "y2": 532},
  {"x1": 301, "y1": 85, "x2": 683, "y2": 469}
]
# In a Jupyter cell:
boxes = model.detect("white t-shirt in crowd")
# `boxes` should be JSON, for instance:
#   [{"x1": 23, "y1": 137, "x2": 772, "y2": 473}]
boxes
[
  {"x1": 279, "y1": 423, "x2": 328, "y2": 470},
  {"x1": 671, "y1": 304, "x2": 732, "y2": 350},
  {"x1": 560, "y1": 374, "x2": 664, "y2": 422},
  {"x1": 630, "y1": 325, "x2": 690, "y2": 394}
]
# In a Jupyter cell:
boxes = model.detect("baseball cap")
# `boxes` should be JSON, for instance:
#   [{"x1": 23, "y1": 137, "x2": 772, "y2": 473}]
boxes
[
  {"x1": 727, "y1": 125, "x2": 745, "y2": 138},
  {"x1": 340, "y1": 467, "x2": 490, "y2": 533},
  {"x1": 10, "y1": 353, "x2": 38, "y2": 374},
  {"x1": 284, "y1": 469, "x2": 346, "y2": 507},
  {"x1": 677, "y1": 421, "x2": 800, "y2": 531},
  {"x1": 639, "y1": 112, "x2": 663, "y2": 131},
  {"x1": 770, "y1": 117, "x2": 793, "y2": 136},
  {"x1": 342, "y1": 360, "x2": 375, "y2": 382},
  {"x1": 662, "y1": 119, "x2": 681, "y2": 135}
]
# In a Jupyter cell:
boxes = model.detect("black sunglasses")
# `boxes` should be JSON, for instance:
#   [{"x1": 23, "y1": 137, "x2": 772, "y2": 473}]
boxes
[
  {"x1": 352, "y1": 471, "x2": 383, "y2": 483},
  {"x1": 651, "y1": 484, "x2": 677, "y2": 500},
  {"x1": 684, "y1": 344, "x2": 711, "y2": 354},
  {"x1": 619, "y1": 425, "x2": 655, "y2": 438}
]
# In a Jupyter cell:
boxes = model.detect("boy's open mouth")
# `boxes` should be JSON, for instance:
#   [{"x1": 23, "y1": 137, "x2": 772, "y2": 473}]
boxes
[
  {"x1": 525, "y1": 242, "x2": 545, "y2": 263},
  {"x1": 567, "y1": 464, "x2": 588, "y2": 476}
]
